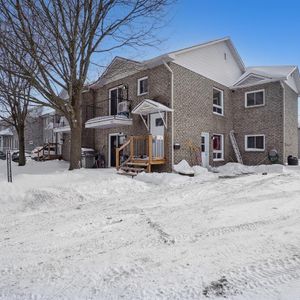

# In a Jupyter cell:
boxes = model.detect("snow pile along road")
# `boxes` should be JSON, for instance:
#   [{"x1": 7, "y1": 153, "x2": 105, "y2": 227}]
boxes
[{"x1": 0, "y1": 160, "x2": 300, "y2": 299}]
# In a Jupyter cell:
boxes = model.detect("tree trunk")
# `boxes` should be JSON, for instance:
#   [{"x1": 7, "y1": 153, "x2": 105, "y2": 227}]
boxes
[
  {"x1": 18, "y1": 124, "x2": 26, "y2": 166},
  {"x1": 69, "y1": 91, "x2": 82, "y2": 170}
]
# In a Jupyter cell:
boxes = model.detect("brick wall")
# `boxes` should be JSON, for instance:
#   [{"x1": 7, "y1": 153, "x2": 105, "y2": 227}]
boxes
[
  {"x1": 171, "y1": 62, "x2": 235, "y2": 167},
  {"x1": 284, "y1": 83, "x2": 298, "y2": 161},
  {"x1": 232, "y1": 82, "x2": 284, "y2": 165},
  {"x1": 92, "y1": 64, "x2": 172, "y2": 171}
]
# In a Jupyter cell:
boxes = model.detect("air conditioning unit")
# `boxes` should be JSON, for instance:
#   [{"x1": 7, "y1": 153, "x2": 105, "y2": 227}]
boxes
[{"x1": 117, "y1": 101, "x2": 129, "y2": 114}]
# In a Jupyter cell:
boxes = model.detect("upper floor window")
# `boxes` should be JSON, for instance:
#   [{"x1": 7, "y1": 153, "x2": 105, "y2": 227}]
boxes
[
  {"x1": 212, "y1": 134, "x2": 224, "y2": 161},
  {"x1": 213, "y1": 88, "x2": 224, "y2": 116},
  {"x1": 245, "y1": 89, "x2": 265, "y2": 107},
  {"x1": 245, "y1": 135, "x2": 265, "y2": 151},
  {"x1": 109, "y1": 86, "x2": 123, "y2": 115},
  {"x1": 137, "y1": 76, "x2": 148, "y2": 96}
]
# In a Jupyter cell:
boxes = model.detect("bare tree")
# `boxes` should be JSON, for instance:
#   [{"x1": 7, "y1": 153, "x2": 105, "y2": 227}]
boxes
[
  {"x1": 0, "y1": 0, "x2": 172, "y2": 170},
  {"x1": 0, "y1": 48, "x2": 32, "y2": 166}
]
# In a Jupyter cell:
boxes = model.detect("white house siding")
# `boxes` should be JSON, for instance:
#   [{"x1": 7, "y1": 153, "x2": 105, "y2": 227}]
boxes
[{"x1": 173, "y1": 41, "x2": 243, "y2": 86}]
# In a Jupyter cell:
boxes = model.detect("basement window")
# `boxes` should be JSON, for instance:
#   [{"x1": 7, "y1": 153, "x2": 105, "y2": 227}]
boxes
[
  {"x1": 213, "y1": 134, "x2": 224, "y2": 161},
  {"x1": 213, "y1": 88, "x2": 224, "y2": 116},
  {"x1": 245, "y1": 90, "x2": 265, "y2": 107},
  {"x1": 245, "y1": 135, "x2": 265, "y2": 151}
]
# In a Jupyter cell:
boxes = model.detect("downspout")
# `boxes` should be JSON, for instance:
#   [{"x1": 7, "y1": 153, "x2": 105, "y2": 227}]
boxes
[
  {"x1": 162, "y1": 60, "x2": 174, "y2": 170},
  {"x1": 280, "y1": 81, "x2": 286, "y2": 164}
]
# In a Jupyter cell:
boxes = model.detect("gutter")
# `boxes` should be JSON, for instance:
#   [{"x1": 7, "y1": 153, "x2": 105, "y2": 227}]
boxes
[
  {"x1": 162, "y1": 60, "x2": 174, "y2": 170},
  {"x1": 280, "y1": 81, "x2": 286, "y2": 164}
]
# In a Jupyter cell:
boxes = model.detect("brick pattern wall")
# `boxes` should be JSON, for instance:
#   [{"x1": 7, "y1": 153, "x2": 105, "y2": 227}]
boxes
[
  {"x1": 284, "y1": 83, "x2": 298, "y2": 161},
  {"x1": 92, "y1": 64, "x2": 172, "y2": 171},
  {"x1": 171, "y1": 62, "x2": 235, "y2": 167},
  {"x1": 232, "y1": 82, "x2": 284, "y2": 165},
  {"x1": 82, "y1": 90, "x2": 96, "y2": 150}
]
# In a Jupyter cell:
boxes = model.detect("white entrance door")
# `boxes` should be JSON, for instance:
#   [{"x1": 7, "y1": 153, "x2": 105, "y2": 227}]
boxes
[
  {"x1": 150, "y1": 113, "x2": 164, "y2": 137},
  {"x1": 150, "y1": 113, "x2": 165, "y2": 158},
  {"x1": 201, "y1": 132, "x2": 210, "y2": 168}
]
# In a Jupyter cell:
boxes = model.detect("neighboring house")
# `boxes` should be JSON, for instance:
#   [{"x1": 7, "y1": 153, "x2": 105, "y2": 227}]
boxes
[
  {"x1": 0, "y1": 106, "x2": 63, "y2": 155},
  {"x1": 0, "y1": 123, "x2": 18, "y2": 153},
  {"x1": 62, "y1": 37, "x2": 299, "y2": 172}
]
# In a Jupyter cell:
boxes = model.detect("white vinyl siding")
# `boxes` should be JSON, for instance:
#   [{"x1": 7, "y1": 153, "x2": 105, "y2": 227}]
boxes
[
  {"x1": 213, "y1": 88, "x2": 224, "y2": 115},
  {"x1": 245, "y1": 135, "x2": 265, "y2": 151},
  {"x1": 245, "y1": 89, "x2": 265, "y2": 108},
  {"x1": 212, "y1": 134, "x2": 224, "y2": 161}
]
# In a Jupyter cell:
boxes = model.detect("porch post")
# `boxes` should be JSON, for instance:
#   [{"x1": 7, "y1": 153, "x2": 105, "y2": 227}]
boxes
[{"x1": 130, "y1": 136, "x2": 134, "y2": 160}]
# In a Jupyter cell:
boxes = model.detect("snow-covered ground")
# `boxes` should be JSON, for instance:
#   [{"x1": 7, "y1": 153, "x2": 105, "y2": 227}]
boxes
[{"x1": 0, "y1": 160, "x2": 300, "y2": 300}]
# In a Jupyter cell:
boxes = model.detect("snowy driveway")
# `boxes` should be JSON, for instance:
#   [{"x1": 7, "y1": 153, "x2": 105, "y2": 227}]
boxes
[{"x1": 0, "y1": 160, "x2": 300, "y2": 299}]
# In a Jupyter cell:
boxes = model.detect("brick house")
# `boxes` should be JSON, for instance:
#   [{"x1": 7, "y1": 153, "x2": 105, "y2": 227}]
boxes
[{"x1": 73, "y1": 37, "x2": 299, "y2": 172}]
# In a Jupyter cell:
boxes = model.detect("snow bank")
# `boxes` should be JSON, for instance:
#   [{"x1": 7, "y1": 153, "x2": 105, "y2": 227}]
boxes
[
  {"x1": 136, "y1": 172, "x2": 191, "y2": 186},
  {"x1": 173, "y1": 160, "x2": 195, "y2": 175},
  {"x1": 214, "y1": 162, "x2": 285, "y2": 175},
  {"x1": 192, "y1": 165, "x2": 209, "y2": 176}
]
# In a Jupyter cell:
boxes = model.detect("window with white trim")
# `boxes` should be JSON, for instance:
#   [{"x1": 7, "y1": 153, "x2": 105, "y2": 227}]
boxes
[
  {"x1": 137, "y1": 77, "x2": 148, "y2": 95},
  {"x1": 245, "y1": 90, "x2": 265, "y2": 107},
  {"x1": 109, "y1": 86, "x2": 123, "y2": 115},
  {"x1": 245, "y1": 135, "x2": 265, "y2": 151},
  {"x1": 213, "y1": 88, "x2": 224, "y2": 115},
  {"x1": 212, "y1": 134, "x2": 224, "y2": 160}
]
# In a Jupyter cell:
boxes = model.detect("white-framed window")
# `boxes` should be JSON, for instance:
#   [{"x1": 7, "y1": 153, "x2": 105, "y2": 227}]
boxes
[
  {"x1": 245, "y1": 135, "x2": 265, "y2": 151},
  {"x1": 245, "y1": 89, "x2": 265, "y2": 108},
  {"x1": 212, "y1": 134, "x2": 224, "y2": 161},
  {"x1": 137, "y1": 76, "x2": 148, "y2": 96},
  {"x1": 213, "y1": 88, "x2": 224, "y2": 116},
  {"x1": 109, "y1": 85, "x2": 123, "y2": 115}
]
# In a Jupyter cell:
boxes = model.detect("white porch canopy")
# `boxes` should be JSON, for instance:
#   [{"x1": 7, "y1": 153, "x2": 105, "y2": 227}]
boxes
[
  {"x1": 132, "y1": 99, "x2": 173, "y2": 115},
  {"x1": 85, "y1": 115, "x2": 133, "y2": 129},
  {"x1": 53, "y1": 126, "x2": 70, "y2": 133},
  {"x1": 0, "y1": 128, "x2": 13, "y2": 136},
  {"x1": 132, "y1": 99, "x2": 173, "y2": 130}
]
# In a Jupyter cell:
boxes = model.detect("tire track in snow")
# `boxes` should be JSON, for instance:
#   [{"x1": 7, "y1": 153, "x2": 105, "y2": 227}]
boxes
[
  {"x1": 189, "y1": 215, "x2": 292, "y2": 241},
  {"x1": 226, "y1": 254, "x2": 300, "y2": 298}
]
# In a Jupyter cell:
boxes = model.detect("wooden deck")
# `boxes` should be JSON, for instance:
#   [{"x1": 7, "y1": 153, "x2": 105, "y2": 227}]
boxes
[{"x1": 116, "y1": 135, "x2": 166, "y2": 173}]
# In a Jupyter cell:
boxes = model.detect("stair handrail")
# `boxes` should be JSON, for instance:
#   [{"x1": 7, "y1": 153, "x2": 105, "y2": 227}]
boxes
[
  {"x1": 116, "y1": 138, "x2": 131, "y2": 169},
  {"x1": 37, "y1": 142, "x2": 58, "y2": 160}
]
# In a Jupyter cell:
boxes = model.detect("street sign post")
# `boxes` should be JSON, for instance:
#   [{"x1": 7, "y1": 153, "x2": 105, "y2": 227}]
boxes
[{"x1": 6, "y1": 150, "x2": 12, "y2": 183}]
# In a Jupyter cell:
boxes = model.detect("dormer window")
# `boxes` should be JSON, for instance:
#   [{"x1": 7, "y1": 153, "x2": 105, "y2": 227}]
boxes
[
  {"x1": 137, "y1": 76, "x2": 148, "y2": 96},
  {"x1": 245, "y1": 89, "x2": 265, "y2": 107}
]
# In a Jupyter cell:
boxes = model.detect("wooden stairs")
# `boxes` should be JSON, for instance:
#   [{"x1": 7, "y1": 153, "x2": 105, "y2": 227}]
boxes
[
  {"x1": 36, "y1": 143, "x2": 62, "y2": 161},
  {"x1": 116, "y1": 135, "x2": 165, "y2": 177},
  {"x1": 117, "y1": 162, "x2": 149, "y2": 177}
]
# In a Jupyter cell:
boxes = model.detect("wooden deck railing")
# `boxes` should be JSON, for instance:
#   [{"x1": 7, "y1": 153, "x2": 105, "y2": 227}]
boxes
[
  {"x1": 116, "y1": 134, "x2": 159, "y2": 169},
  {"x1": 36, "y1": 142, "x2": 59, "y2": 161}
]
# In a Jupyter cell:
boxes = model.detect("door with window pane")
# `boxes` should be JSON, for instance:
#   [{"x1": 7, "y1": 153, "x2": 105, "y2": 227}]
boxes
[{"x1": 201, "y1": 132, "x2": 209, "y2": 167}]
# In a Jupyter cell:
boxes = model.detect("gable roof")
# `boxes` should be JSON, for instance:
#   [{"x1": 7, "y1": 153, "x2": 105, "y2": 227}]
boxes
[
  {"x1": 232, "y1": 65, "x2": 300, "y2": 94},
  {"x1": 91, "y1": 37, "x2": 245, "y2": 88},
  {"x1": 167, "y1": 37, "x2": 245, "y2": 72},
  {"x1": 90, "y1": 37, "x2": 299, "y2": 92},
  {"x1": 90, "y1": 56, "x2": 144, "y2": 89}
]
